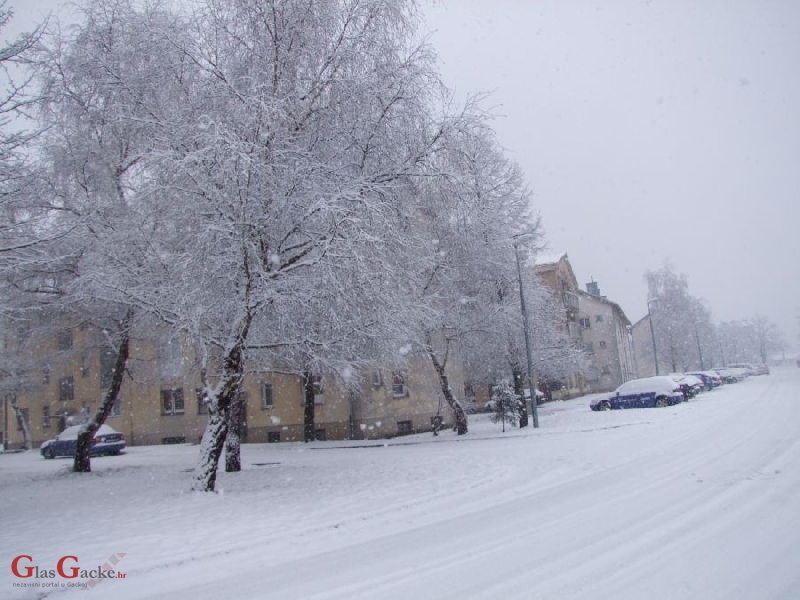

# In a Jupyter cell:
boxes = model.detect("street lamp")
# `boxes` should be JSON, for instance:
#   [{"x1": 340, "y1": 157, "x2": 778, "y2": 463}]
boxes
[
  {"x1": 647, "y1": 297, "x2": 660, "y2": 376},
  {"x1": 513, "y1": 233, "x2": 539, "y2": 428},
  {"x1": 694, "y1": 321, "x2": 705, "y2": 370}
]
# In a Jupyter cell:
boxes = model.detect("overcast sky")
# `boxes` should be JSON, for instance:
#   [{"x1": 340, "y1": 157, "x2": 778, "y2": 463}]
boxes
[
  {"x1": 422, "y1": 0, "x2": 800, "y2": 347},
  {"x1": 5, "y1": 0, "x2": 800, "y2": 349}
]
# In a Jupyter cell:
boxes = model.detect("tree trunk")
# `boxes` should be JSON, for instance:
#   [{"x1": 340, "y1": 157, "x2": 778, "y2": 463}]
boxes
[
  {"x1": 194, "y1": 412, "x2": 228, "y2": 492},
  {"x1": 193, "y1": 373, "x2": 240, "y2": 491},
  {"x1": 224, "y1": 388, "x2": 243, "y2": 472},
  {"x1": 10, "y1": 399, "x2": 32, "y2": 451},
  {"x1": 73, "y1": 308, "x2": 133, "y2": 473},
  {"x1": 428, "y1": 350, "x2": 467, "y2": 435},
  {"x1": 511, "y1": 363, "x2": 528, "y2": 428},
  {"x1": 193, "y1": 315, "x2": 251, "y2": 492},
  {"x1": 303, "y1": 370, "x2": 316, "y2": 443}
]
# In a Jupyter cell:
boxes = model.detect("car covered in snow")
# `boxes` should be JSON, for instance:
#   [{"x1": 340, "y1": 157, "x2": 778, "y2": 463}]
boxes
[
  {"x1": 671, "y1": 374, "x2": 705, "y2": 399},
  {"x1": 687, "y1": 371, "x2": 722, "y2": 390},
  {"x1": 590, "y1": 376, "x2": 684, "y2": 411},
  {"x1": 713, "y1": 367, "x2": 749, "y2": 383},
  {"x1": 40, "y1": 424, "x2": 126, "y2": 459},
  {"x1": 727, "y1": 362, "x2": 757, "y2": 376}
]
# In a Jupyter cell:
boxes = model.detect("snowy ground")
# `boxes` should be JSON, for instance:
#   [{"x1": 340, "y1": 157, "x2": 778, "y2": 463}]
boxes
[{"x1": 2, "y1": 367, "x2": 800, "y2": 600}]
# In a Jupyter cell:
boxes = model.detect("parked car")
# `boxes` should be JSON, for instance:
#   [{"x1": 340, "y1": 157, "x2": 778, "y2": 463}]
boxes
[
  {"x1": 754, "y1": 364, "x2": 770, "y2": 376},
  {"x1": 713, "y1": 367, "x2": 749, "y2": 383},
  {"x1": 590, "y1": 376, "x2": 684, "y2": 411},
  {"x1": 40, "y1": 424, "x2": 126, "y2": 459},
  {"x1": 727, "y1": 362, "x2": 756, "y2": 376},
  {"x1": 686, "y1": 371, "x2": 717, "y2": 390},
  {"x1": 672, "y1": 374, "x2": 704, "y2": 399}
]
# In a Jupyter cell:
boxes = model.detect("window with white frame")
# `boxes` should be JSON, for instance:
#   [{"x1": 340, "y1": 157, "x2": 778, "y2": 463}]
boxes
[
  {"x1": 161, "y1": 388, "x2": 185, "y2": 415},
  {"x1": 56, "y1": 329, "x2": 73, "y2": 350},
  {"x1": 197, "y1": 389, "x2": 209, "y2": 415},
  {"x1": 59, "y1": 376, "x2": 74, "y2": 402},
  {"x1": 371, "y1": 369, "x2": 383, "y2": 387},
  {"x1": 312, "y1": 375, "x2": 324, "y2": 404},
  {"x1": 110, "y1": 396, "x2": 121, "y2": 417},
  {"x1": 16, "y1": 408, "x2": 29, "y2": 431},
  {"x1": 262, "y1": 382, "x2": 274, "y2": 409},
  {"x1": 391, "y1": 371, "x2": 408, "y2": 397},
  {"x1": 100, "y1": 347, "x2": 116, "y2": 388},
  {"x1": 579, "y1": 317, "x2": 591, "y2": 329}
]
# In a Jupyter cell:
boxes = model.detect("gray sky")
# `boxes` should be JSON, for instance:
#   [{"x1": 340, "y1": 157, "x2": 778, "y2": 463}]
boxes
[
  {"x1": 5, "y1": 0, "x2": 800, "y2": 348},
  {"x1": 422, "y1": 0, "x2": 800, "y2": 346}
]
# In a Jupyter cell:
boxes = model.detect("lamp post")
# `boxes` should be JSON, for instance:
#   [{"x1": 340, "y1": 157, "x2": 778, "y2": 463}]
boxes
[
  {"x1": 513, "y1": 233, "x2": 539, "y2": 428},
  {"x1": 694, "y1": 321, "x2": 705, "y2": 370},
  {"x1": 647, "y1": 297, "x2": 660, "y2": 376},
  {"x1": 2, "y1": 392, "x2": 8, "y2": 452}
]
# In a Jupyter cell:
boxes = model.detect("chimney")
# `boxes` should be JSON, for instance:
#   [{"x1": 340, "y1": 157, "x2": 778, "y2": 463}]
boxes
[{"x1": 586, "y1": 280, "x2": 601, "y2": 297}]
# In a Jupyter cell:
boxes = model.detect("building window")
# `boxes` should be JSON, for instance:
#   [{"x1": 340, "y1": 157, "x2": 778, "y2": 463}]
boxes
[
  {"x1": 579, "y1": 317, "x2": 591, "y2": 329},
  {"x1": 42, "y1": 367, "x2": 50, "y2": 384},
  {"x1": 601, "y1": 366, "x2": 611, "y2": 375},
  {"x1": 80, "y1": 352, "x2": 90, "y2": 377},
  {"x1": 197, "y1": 389, "x2": 209, "y2": 415},
  {"x1": 584, "y1": 343, "x2": 594, "y2": 356},
  {"x1": 100, "y1": 347, "x2": 116, "y2": 388},
  {"x1": 159, "y1": 338, "x2": 183, "y2": 378},
  {"x1": 59, "y1": 376, "x2": 74, "y2": 402},
  {"x1": 596, "y1": 314, "x2": 604, "y2": 323},
  {"x1": 16, "y1": 408, "x2": 29, "y2": 431},
  {"x1": 599, "y1": 340, "x2": 607, "y2": 348},
  {"x1": 371, "y1": 369, "x2": 383, "y2": 387},
  {"x1": 162, "y1": 436, "x2": 186, "y2": 445},
  {"x1": 315, "y1": 428, "x2": 327, "y2": 441},
  {"x1": 262, "y1": 383, "x2": 274, "y2": 409},
  {"x1": 268, "y1": 431, "x2": 281, "y2": 443},
  {"x1": 110, "y1": 396, "x2": 121, "y2": 417},
  {"x1": 397, "y1": 420, "x2": 413, "y2": 434},
  {"x1": 56, "y1": 329, "x2": 73, "y2": 350},
  {"x1": 42, "y1": 406, "x2": 51, "y2": 429},
  {"x1": 391, "y1": 371, "x2": 408, "y2": 397},
  {"x1": 161, "y1": 388, "x2": 185, "y2": 415},
  {"x1": 312, "y1": 375, "x2": 324, "y2": 404}
]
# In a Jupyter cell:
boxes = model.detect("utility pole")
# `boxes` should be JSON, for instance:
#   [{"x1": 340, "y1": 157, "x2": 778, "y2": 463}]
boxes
[
  {"x1": 694, "y1": 322, "x2": 705, "y2": 370},
  {"x1": 513, "y1": 234, "x2": 539, "y2": 428},
  {"x1": 647, "y1": 297, "x2": 659, "y2": 376}
]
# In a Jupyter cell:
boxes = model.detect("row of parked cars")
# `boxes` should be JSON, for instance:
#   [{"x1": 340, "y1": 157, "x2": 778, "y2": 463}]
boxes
[{"x1": 589, "y1": 363, "x2": 767, "y2": 411}]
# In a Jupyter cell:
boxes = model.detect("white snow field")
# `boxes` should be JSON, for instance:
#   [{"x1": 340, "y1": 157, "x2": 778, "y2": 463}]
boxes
[{"x1": 2, "y1": 367, "x2": 799, "y2": 600}]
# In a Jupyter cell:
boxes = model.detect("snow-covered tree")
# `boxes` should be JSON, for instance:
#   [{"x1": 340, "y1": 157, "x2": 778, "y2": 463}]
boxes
[
  {"x1": 109, "y1": 0, "x2": 465, "y2": 490},
  {"x1": 24, "y1": 0, "x2": 187, "y2": 472},
  {"x1": 410, "y1": 116, "x2": 539, "y2": 434},
  {"x1": 489, "y1": 380, "x2": 518, "y2": 432},
  {"x1": 0, "y1": 1, "x2": 47, "y2": 279},
  {"x1": 645, "y1": 264, "x2": 701, "y2": 372}
]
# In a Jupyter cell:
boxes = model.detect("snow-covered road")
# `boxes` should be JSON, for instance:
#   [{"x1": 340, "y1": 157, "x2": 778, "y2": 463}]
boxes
[{"x1": 2, "y1": 367, "x2": 799, "y2": 599}]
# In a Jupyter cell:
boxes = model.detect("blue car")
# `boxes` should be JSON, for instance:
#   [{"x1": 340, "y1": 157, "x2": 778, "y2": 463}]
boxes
[
  {"x1": 590, "y1": 376, "x2": 684, "y2": 411},
  {"x1": 40, "y1": 424, "x2": 126, "y2": 459}
]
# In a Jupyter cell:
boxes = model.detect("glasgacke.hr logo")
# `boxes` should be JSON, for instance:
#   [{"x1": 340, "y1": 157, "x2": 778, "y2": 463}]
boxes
[{"x1": 11, "y1": 552, "x2": 127, "y2": 590}]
